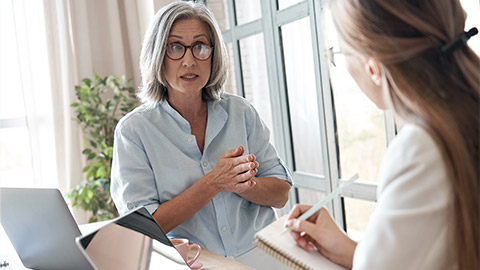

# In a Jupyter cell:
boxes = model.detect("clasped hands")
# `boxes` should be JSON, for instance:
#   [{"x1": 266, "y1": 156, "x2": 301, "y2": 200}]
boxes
[{"x1": 207, "y1": 145, "x2": 258, "y2": 194}]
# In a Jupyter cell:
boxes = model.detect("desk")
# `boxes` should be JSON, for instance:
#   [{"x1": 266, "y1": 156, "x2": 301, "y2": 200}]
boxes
[
  {"x1": 0, "y1": 223, "x2": 252, "y2": 270},
  {"x1": 190, "y1": 249, "x2": 253, "y2": 270}
]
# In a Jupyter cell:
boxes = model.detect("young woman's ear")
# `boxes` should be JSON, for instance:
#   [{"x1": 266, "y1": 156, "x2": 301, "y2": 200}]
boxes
[{"x1": 365, "y1": 58, "x2": 382, "y2": 86}]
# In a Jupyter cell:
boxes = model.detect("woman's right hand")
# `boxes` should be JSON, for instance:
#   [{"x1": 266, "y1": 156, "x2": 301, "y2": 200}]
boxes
[
  {"x1": 285, "y1": 204, "x2": 357, "y2": 269},
  {"x1": 207, "y1": 145, "x2": 259, "y2": 194}
]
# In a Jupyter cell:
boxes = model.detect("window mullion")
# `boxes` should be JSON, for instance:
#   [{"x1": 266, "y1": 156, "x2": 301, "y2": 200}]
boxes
[
  {"x1": 260, "y1": 0, "x2": 297, "y2": 213},
  {"x1": 309, "y1": 0, "x2": 347, "y2": 227}
]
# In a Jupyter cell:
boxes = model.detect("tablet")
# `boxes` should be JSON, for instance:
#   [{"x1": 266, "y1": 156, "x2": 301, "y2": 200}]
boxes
[{"x1": 75, "y1": 206, "x2": 190, "y2": 270}]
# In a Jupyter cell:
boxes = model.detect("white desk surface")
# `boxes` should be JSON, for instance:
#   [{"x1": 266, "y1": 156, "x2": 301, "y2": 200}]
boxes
[{"x1": 0, "y1": 222, "x2": 252, "y2": 270}]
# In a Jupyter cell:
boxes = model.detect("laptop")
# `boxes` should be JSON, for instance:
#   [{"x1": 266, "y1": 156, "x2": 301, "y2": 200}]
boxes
[
  {"x1": 0, "y1": 187, "x2": 93, "y2": 270},
  {"x1": 75, "y1": 206, "x2": 191, "y2": 270}
]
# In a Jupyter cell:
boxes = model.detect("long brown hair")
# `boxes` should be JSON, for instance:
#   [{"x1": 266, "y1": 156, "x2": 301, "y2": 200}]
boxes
[{"x1": 331, "y1": 0, "x2": 479, "y2": 268}]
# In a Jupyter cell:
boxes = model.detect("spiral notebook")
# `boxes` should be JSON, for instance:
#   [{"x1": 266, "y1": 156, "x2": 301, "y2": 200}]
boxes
[{"x1": 255, "y1": 215, "x2": 346, "y2": 270}]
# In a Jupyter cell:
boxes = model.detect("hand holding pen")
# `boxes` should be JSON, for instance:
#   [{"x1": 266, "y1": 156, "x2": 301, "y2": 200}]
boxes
[
  {"x1": 283, "y1": 174, "x2": 359, "y2": 268},
  {"x1": 281, "y1": 173, "x2": 359, "y2": 235}
]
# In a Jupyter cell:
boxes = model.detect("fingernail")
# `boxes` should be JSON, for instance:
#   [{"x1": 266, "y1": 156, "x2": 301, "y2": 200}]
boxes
[
  {"x1": 291, "y1": 219, "x2": 300, "y2": 229},
  {"x1": 285, "y1": 220, "x2": 293, "y2": 228}
]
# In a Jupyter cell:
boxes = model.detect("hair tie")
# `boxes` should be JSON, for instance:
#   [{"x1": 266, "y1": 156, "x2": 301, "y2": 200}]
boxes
[{"x1": 441, "y1": 27, "x2": 478, "y2": 54}]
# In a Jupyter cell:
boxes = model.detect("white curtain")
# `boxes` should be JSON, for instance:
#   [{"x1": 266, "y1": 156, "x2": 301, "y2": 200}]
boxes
[
  {"x1": 9, "y1": 0, "x2": 59, "y2": 189},
  {"x1": 8, "y1": 0, "x2": 156, "y2": 223}
]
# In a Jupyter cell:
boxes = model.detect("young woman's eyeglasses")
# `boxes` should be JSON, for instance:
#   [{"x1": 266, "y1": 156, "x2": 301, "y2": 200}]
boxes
[
  {"x1": 326, "y1": 46, "x2": 350, "y2": 67},
  {"x1": 166, "y1": 42, "x2": 214, "y2": 61}
]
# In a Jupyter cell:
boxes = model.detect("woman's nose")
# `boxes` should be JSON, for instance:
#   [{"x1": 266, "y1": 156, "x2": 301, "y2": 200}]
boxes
[{"x1": 181, "y1": 49, "x2": 196, "y2": 66}]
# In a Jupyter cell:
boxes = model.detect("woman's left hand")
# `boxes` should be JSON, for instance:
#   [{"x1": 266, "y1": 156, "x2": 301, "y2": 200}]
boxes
[{"x1": 285, "y1": 204, "x2": 357, "y2": 269}]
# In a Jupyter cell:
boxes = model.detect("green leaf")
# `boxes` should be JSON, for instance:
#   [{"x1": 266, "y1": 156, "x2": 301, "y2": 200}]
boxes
[
  {"x1": 82, "y1": 164, "x2": 91, "y2": 173},
  {"x1": 87, "y1": 189, "x2": 94, "y2": 200},
  {"x1": 103, "y1": 147, "x2": 113, "y2": 158},
  {"x1": 82, "y1": 78, "x2": 92, "y2": 86},
  {"x1": 95, "y1": 166, "x2": 107, "y2": 178},
  {"x1": 89, "y1": 140, "x2": 97, "y2": 148},
  {"x1": 86, "y1": 167, "x2": 95, "y2": 179},
  {"x1": 87, "y1": 153, "x2": 96, "y2": 160}
]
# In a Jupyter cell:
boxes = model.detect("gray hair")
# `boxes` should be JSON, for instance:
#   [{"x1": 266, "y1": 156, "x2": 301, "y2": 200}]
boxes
[{"x1": 138, "y1": 1, "x2": 228, "y2": 106}]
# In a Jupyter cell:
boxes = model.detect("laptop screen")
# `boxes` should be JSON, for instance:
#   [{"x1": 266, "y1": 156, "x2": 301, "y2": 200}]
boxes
[{"x1": 76, "y1": 207, "x2": 190, "y2": 270}]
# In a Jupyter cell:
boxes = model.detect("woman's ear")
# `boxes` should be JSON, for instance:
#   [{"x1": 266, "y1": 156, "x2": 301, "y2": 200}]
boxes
[{"x1": 365, "y1": 58, "x2": 382, "y2": 86}]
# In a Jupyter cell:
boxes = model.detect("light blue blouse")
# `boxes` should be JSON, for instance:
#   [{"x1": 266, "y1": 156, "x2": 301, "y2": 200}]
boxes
[{"x1": 111, "y1": 93, "x2": 292, "y2": 256}]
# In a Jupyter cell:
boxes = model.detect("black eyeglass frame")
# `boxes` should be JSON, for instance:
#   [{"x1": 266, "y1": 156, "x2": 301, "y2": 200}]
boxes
[
  {"x1": 326, "y1": 46, "x2": 348, "y2": 67},
  {"x1": 166, "y1": 42, "x2": 214, "y2": 61}
]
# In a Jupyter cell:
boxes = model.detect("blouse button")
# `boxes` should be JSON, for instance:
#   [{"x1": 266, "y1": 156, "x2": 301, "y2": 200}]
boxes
[
  {"x1": 221, "y1": 226, "x2": 227, "y2": 232},
  {"x1": 202, "y1": 162, "x2": 207, "y2": 167},
  {"x1": 187, "y1": 137, "x2": 193, "y2": 142},
  {"x1": 127, "y1": 202, "x2": 134, "y2": 210}
]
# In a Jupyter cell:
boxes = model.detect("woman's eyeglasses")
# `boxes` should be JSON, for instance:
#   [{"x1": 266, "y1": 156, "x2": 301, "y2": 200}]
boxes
[
  {"x1": 166, "y1": 42, "x2": 214, "y2": 61},
  {"x1": 326, "y1": 46, "x2": 350, "y2": 67}
]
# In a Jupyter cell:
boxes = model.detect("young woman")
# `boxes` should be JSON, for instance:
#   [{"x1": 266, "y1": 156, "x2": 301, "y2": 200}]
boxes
[{"x1": 285, "y1": 0, "x2": 479, "y2": 269}]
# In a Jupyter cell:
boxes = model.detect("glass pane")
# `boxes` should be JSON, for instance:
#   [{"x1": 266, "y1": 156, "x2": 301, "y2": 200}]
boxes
[
  {"x1": 323, "y1": 10, "x2": 386, "y2": 183},
  {"x1": 282, "y1": 18, "x2": 324, "y2": 175},
  {"x1": 278, "y1": 0, "x2": 303, "y2": 10},
  {"x1": 0, "y1": 0, "x2": 26, "y2": 119},
  {"x1": 235, "y1": 0, "x2": 261, "y2": 25},
  {"x1": 297, "y1": 188, "x2": 325, "y2": 206},
  {"x1": 206, "y1": 0, "x2": 230, "y2": 31},
  {"x1": 224, "y1": 43, "x2": 237, "y2": 94},
  {"x1": 344, "y1": 197, "x2": 376, "y2": 241},
  {"x1": 0, "y1": 127, "x2": 34, "y2": 187},
  {"x1": 239, "y1": 34, "x2": 274, "y2": 144}
]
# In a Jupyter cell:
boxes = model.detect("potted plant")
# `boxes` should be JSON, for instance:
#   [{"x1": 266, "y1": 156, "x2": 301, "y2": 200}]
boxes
[{"x1": 67, "y1": 74, "x2": 138, "y2": 222}]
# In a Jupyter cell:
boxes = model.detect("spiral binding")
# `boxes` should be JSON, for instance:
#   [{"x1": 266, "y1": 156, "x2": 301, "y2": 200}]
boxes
[{"x1": 255, "y1": 239, "x2": 312, "y2": 270}]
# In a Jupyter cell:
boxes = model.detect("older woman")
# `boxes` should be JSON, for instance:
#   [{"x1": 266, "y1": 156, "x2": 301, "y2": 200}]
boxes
[{"x1": 110, "y1": 0, "x2": 292, "y2": 263}]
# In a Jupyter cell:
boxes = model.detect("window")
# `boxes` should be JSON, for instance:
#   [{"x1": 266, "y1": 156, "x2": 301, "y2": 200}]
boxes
[
  {"x1": 0, "y1": 0, "x2": 34, "y2": 187},
  {"x1": 281, "y1": 17, "x2": 324, "y2": 176},
  {"x1": 0, "y1": 0, "x2": 57, "y2": 188},
  {"x1": 235, "y1": 0, "x2": 261, "y2": 25},
  {"x1": 239, "y1": 34, "x2": 275, "y2": 138},
  {"x1": 205, "y1": 0, "x2": 384, "y2": 228}
]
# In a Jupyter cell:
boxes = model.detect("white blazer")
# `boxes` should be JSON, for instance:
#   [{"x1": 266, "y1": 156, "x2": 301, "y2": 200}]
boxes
[{"x1": 353, "y1": 124, "x2": 456, "y2": 269}]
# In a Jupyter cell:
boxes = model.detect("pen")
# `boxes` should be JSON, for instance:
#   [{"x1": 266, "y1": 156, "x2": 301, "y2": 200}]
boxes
[{"x1": 280, "y1": 173, "x2": 359, "y2": 236}]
